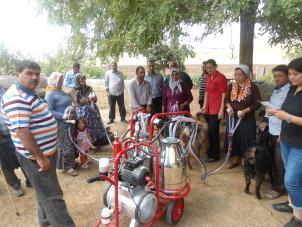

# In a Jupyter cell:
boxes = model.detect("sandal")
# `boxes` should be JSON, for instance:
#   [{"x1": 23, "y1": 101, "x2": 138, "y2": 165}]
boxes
[
  {"x1": 65, "y1": 168, "x2": 79, "y2": 176},
  {"x1": 264, "y1": 190, "x2": 281, "y2": 200}
]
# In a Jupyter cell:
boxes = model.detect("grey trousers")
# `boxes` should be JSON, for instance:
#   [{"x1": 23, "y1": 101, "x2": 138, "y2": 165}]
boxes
[
  {"x1": 16, "y1": 153, "x2": 75, "y2": 227},
  {"x1": 0, "y1": 165, "x2": 20, "y2": 188}
]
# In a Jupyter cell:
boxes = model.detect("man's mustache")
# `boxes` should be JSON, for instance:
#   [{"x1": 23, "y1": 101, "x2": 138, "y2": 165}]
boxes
[{"x1": 29, "y1": 80, "x2": 39, "y2": 84}]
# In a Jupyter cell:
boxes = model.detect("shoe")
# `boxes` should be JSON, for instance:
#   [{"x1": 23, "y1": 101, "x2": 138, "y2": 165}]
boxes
[
  {"x1": 264, "y1": 190, "x2": 281, "y2": 200},
  {"x1": 206, "y1": 158, "x2": 219, "y2": 163},
  {"x1": 121, "y1": 119, "x2": 129, "y2": 123},
  {"x1": 65, "y1": 168, "x2": 79, "y2": 177},
  {"x1": 284, "y1": 216, "x2": 302, "y2": 227},
  {"x1": 11, "y1": 186, "x2": 25, "y2": 197},
  {"x1": 107, "y1": 119, "x2": 114, "y2": 124},
  {"x1": 272, "y1": 201, "x2": 293, "y2": 213}
]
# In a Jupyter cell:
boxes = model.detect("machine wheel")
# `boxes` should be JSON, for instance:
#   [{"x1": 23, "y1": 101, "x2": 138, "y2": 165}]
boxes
[{"x1": 166, "y1": 198, "x2": 184, "y2": 225}]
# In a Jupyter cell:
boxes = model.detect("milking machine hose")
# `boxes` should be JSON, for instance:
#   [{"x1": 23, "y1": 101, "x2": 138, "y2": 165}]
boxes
[
  {"x1": 122, "y1": 123, "x2": 167, "y2": 144},
  {"x1": 87, "y1": 176, "x2": 101, "y2": 183},
  {"x1": 199, "y1": 115, "x2": 241, "y2": 182}
]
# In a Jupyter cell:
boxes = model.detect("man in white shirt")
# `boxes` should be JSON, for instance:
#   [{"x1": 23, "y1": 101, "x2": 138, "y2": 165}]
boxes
[
  {"x1": 104, "y1": 61, "x2": 127, "y2": 124},
  {"x1": 128, "y1": 66, "x2": 152, "y2": 113}
]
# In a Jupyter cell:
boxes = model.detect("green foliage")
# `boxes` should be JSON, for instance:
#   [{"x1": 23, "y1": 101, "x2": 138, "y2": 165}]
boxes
[
  {"x1": 39, "y1": 49, "x2": 74, "y2": 76},
  {"x1": 143, "y1": 43, "x2": 195, "y2": 76},
  {"x1": 191, "y1": 74, "x2": 201, "y2": 87},
  {"x1": 81, "y1": 65, "x2": 104, "y2": 79},
  {"x1": 287, "y1": 50, "x2": 302, "y2": 60},
  {"x1": 39, "y1": 48, "x2": 103, "y2": 78},
  {"x1": 37, "y1": 0, "x2": 302, "y2": 60},
  {"x1": 258, "y1": 73, "x2": 274, "y2": 84},
  {"x1": 0, "y1": 44, "x2": 26, "y2": 76},
  {"x1": 261, "y1": 0, "x2": 302, "y2": 51}
]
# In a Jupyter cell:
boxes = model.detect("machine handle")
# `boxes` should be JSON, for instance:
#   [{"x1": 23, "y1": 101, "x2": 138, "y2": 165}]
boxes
[{"x1": 87, "y1": 176, "x2": 101, "y2": 184}]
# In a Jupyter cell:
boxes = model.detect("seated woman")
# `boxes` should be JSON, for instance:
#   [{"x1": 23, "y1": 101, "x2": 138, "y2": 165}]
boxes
[
  {"x1": 69, "y1": 73, "x2": 109, "y2": 146},
  {"x1": 162, "y1": 68, "x2": 193, "y2": 113},
  {"x1": 45, "y1": 72, "x2": 78, "y2": 176},
  {"x1": 225, "y1": 64, "x2": 261, "y2": 168}
]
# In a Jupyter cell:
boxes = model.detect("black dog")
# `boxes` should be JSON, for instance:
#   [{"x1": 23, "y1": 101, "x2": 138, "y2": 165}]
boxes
[{"x1": 244, "y1": 128, "x2": 273, "y2": 199}]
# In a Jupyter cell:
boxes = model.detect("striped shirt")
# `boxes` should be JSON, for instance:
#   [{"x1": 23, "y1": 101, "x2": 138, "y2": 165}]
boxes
[
  {"x1": 1, "y1": 84, "x2": 57, "y2": 159},
  {"x1": 198, "y1": 73, "x2": 207, "y2": 104}
]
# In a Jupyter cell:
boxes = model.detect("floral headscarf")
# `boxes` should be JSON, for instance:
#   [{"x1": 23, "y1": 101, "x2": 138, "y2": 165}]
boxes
[
  {"x1": 230, "y1": 65, "x2": 252, "y2": 102},
  {"x1": 74, "y1": 73, "x2": 93, "y2": 104},
  {"x1": 169, "y1": 68, "x2": 182, "y2": 94},
  {"x1": 45, "y1": 72, "x2": 64, "y2": 93}
]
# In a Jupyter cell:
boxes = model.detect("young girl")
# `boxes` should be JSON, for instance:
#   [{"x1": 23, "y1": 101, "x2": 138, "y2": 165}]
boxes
[{"x1": 75, "y1": 117, "x2": 95, "y2": 169}]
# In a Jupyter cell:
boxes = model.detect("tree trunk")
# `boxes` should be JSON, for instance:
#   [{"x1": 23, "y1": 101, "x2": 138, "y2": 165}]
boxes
[{"x1": 239, "y1": 1, "x2": 259, "y2": 79}]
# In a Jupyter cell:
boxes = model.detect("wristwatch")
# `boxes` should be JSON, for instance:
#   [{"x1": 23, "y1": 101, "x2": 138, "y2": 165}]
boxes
[{"x1": 287, "y1": 115, "x2": 293, "y2": 123}]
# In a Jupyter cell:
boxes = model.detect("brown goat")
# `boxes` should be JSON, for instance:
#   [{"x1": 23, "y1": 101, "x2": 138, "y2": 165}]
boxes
[{"x1": 180, "y1": 112, "x2": 209, "y2": 169}]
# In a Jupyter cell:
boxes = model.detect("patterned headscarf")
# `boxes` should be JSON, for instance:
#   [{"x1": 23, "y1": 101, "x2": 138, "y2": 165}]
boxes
[
  {"x1": 231, "y1": 64, "x2": 252, "y2": 102},
  {"x1": 45, "y1": 72, "x2": 64, "y2": 93},
  {"x1": 169, "y1": 68, "x2": 182, "y2": 94},
  {"x1": 74, "y1": 73, "x2": 92, "y2": 104}
]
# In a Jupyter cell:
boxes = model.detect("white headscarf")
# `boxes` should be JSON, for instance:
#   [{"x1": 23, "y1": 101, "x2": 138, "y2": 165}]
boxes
[
  {"x1": 47, "y1": 72, "x2": 64, "y2": 88},
  {"x1": 169, "y1": 68, "x2": 182, "y2": 94},
  {"x1": 235, "y1": 64, "x2": 252, "y2": 78}
]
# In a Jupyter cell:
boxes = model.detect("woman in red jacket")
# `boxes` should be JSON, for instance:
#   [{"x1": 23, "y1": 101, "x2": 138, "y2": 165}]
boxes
[{"x1": 201, "y1": 59, "x2": 227, "y2": 162}]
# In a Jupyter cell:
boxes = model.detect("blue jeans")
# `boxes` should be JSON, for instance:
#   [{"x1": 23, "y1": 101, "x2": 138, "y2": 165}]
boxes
[{"x1": 281, "y1": 143, "x2": 302, "y2": 211}]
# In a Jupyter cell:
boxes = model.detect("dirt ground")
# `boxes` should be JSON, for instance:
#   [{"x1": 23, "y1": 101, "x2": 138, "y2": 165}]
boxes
[{"x1": 0, "y1": 91, "x2": 291, "y2": 227}]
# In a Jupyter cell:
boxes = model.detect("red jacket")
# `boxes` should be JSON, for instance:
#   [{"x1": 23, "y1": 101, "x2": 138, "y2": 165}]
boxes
[{"x1": 205, "y1": 70, "x2": 227, "y2": 115}]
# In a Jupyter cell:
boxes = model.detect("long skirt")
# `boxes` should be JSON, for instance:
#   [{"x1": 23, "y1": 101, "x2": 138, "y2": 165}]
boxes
[
  {"x1": 75, "y1": 104, "x2": 107, "y2": 144},
  {"x1": 56, "y1": 121, "x2": 77, "y2": 170},
  {"x1": 226, "y1": 113, "x2": 256, "y2": 158}
]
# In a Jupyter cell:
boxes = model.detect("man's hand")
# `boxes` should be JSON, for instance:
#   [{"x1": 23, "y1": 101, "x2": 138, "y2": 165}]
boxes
[
  {"x1": 259, "y1": 122, "x2": 268, "y2": 131},
  {"x1": 106, "y1": 91, "x2": 110, "y2": 97},
  {"x1": 266, "y1": 107, "x2": 274, "y2": 116},
  {"x1": 271, "y1": 109, "x2": 288, "y2": 121},
  {"x1": 201, "y1": 105, "x2": 206, "y2": 114},
  {"x1": 37, "y1": 156, "x2": 51, "y2": 172}
]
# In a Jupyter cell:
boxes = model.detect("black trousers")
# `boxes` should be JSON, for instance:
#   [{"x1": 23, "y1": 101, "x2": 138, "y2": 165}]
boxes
[
  {"x1": 270, "y1": 134, "x2": 285, "y2": 193},
  {"x1": 108, "y1": 93, "x2": 126, "y2": 121},
  {"x1": 207, "y1": 114, "x2": 220, "y2": 160},
  {"x1": 151, "y1": 96, "x2": 162, "y2": 116}
]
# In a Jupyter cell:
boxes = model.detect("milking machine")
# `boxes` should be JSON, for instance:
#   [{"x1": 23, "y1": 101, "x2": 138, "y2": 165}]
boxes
[
  {"x1": 87, "y1": 108, "x2": 241, "y2": 226},
  {"x1": 87, "y1": 110, "x2": 198, "y2": 227}
]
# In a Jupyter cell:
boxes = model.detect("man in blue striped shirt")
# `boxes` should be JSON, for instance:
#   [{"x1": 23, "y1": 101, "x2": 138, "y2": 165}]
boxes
[{"x1": 1, "y1": 60, "x2": 75, "y2": 227}]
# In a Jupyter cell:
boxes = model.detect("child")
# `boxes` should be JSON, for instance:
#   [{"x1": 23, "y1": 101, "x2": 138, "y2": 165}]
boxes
[{"x1": 75, "y1": 117, "x2": 95, "y2": 169}]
